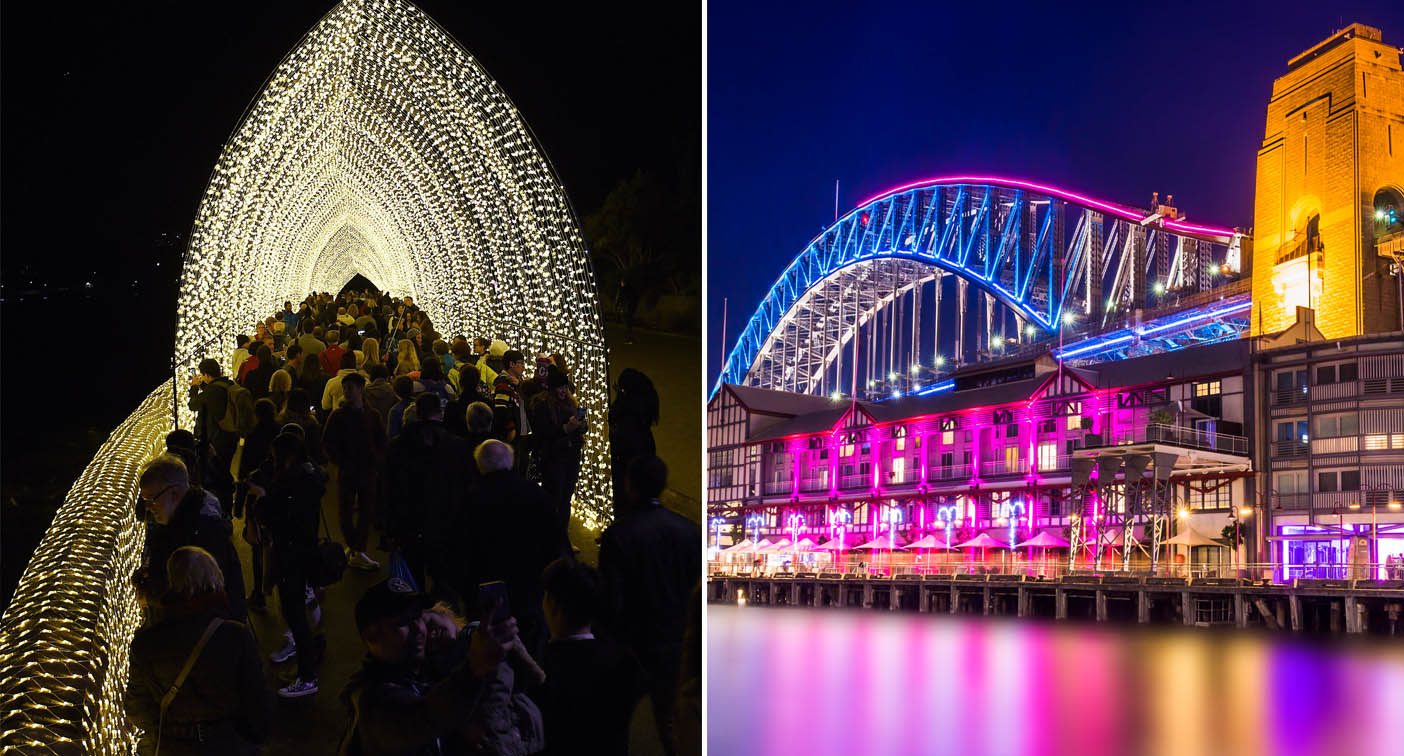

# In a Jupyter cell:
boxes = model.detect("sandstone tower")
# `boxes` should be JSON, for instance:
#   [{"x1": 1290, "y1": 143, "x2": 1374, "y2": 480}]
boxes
[{"x1": 1250, "y1": 23, "x2": 1404, "y2": 338}]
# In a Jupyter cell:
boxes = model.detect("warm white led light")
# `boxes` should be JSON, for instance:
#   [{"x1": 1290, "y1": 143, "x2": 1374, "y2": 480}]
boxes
[{"x1": 1, "y1": 1, "x2": 611, "y2": 749}]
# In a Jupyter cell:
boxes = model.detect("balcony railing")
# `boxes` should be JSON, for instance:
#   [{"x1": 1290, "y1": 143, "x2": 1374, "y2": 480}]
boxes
[
  {"x1": 1312, "y1": 381, "x2": 1359, "y2": 401},
  {"x1": 798, "y1": 476, "x2": 830, "y2": 493},
  {"x1": 839, "y1": 473, "x2": 872, "y2": 490},
  {"x1": 980, "y1": 459, "x2": 1029, "y2": 476},
  {"x1": 1091, "y1": 423, "x2": 1248, "y2": 456},
  {"x1": 1270, "y1": 440, "x2": 1309, "y2": 459},
  {"x1": 1272, "y1": 387, "x2": 1309, "y2": 406},
  {"x1": 930, "y1": 464, "x2": 974, "y2": 482},
  {"x1": 882, "y1": 468, "x2": 919, "y2": 485},
  {"x1": 762, "y1": 480, "x2": 793, "y2": 496}
]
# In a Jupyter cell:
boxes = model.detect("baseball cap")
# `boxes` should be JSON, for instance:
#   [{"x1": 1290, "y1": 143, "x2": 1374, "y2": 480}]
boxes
[{"x1": 355, "y1": 578, "x2": 432, "y2": 633}]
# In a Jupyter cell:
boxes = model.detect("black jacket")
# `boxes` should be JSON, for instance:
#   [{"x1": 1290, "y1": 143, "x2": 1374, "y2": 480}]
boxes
[
  {"x1": 383, "y1": 419, "x2": 471, "y2": 551},
  {"x1": 540, "y1": 637, "x2": 643, "y2": 756},
  {"x1": 251, "y1": 461, "x2": 325, "y2": 574},
  {"x1": 340, "y1": 655, "x2": 491, "y2": 756},
  {"x1": 463, "y1": 471, "x2": 562, "y2": 619},
  {"x1": 597, "y1": 500, "x2": 700, "y2": 671},
  {"x1": 126, "y1": 602, "x2": 273, "y2": 755},
  {"x1": 140, "y1": 487, "x2": 247, "y2": 621}
]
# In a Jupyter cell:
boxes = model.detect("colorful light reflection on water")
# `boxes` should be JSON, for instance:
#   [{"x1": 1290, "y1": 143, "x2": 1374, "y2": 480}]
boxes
[{"x1": 708, "y1": 606, "x2": 1404, "y2": 756}]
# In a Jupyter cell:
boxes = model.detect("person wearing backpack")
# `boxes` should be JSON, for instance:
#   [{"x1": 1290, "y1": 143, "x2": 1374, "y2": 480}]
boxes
[{"x1": 189, "y1": 358, "x2": 239, "y2": 515}]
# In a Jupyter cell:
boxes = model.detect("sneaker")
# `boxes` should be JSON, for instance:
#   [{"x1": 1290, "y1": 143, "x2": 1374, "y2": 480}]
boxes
[
  {"x1": 277, "y1": 677, "x2": 319, "y2": 698},
  {"x1": 270, "y1": 631, "x2": 297, "y2": 663},
  {"x1": 350, "y1": 551, "x2": 381, "y2": 571}
]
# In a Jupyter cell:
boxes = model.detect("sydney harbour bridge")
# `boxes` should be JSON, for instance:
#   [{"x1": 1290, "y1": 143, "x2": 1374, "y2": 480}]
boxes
[{"x1": 716, "y1": 176, "x2": 1249, "y2": 401}]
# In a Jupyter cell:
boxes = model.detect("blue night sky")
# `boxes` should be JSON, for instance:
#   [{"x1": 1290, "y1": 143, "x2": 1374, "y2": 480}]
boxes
[{"x1": 707, "y1": 0, "x2": 1404, "y2": 381}]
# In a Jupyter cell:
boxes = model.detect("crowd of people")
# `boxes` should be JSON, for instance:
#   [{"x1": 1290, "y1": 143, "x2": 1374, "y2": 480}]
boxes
[{"x1": 124, "y1": 288, "x2": 702, "y2": 755}]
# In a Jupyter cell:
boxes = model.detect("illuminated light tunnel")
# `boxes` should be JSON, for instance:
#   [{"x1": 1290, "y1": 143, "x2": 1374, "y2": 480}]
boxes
[
  {"x1": 714, "y1": 176, "x2": 1247, "y2": 401},
  {"x1": 0, "y1": 1, "x2": 609, "y2": 750}
]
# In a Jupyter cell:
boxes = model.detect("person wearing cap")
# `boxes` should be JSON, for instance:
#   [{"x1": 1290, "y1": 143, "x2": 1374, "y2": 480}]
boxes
[
  {"x1": 340, "y1": 579, "x2": 519, "y2": 755},
  {"x1": 529, "y1": 365, "x2": 587, "y2": 554}
]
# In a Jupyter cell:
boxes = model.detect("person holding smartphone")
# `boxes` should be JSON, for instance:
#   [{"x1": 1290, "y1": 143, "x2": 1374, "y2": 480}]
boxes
[{"x1": 528, "y1": 365, "x2": 587, "y2": 554}]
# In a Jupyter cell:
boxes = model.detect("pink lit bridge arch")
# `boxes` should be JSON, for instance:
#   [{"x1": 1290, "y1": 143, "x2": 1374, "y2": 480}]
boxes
[{"x1": 714, "y1": 176, "x2": 1250, "y2": 401}]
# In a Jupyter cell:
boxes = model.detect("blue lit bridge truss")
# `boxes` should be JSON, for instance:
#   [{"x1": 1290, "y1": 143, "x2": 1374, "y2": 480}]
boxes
[{"x1": 715, "y1": 176, "x2": 1248, "y2": 399}]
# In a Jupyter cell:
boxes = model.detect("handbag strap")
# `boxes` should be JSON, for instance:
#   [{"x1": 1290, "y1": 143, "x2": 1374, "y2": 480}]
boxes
[{"x1": 156, "y1": 617, "x2": 227, "y2": 755}]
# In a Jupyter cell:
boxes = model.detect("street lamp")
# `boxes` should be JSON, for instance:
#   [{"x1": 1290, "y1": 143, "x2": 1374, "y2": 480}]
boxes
[{"x1": 710, "y1": 516, "x2": 725, "y2": 552}]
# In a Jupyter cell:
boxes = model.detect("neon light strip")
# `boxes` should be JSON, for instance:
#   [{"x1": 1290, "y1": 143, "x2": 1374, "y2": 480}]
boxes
[
  {"x1": 854, "y1": 176, "x2": 1237, "y2": 238},
  {"x1": 1136, "y1": 300, "x2": 1251, "y2": 336}
]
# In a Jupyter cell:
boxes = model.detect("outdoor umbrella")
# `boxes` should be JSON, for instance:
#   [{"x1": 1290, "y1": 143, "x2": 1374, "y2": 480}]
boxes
[
  {"x1": 1164, "y1": 527, "x2": 1226, "y2": 574},
  {"x1": 955, "y1": 532, "x2": 1009, "y2": 569},
  {"x1": 906, "y1": 533, "x2": 956, "y2": 572},
  {"x1": 758, "y1": 538, "x2": 792, "y2": 552},
  {"x1": 792, "y1": 538, "x2": 818, "y2": 551},
  {"x1": 850, "y1": 535, "x2": 907, "y2": 573},
  {"x1": 1015, "y1": 530, "x2": 1071, "y2": 575},
  {"x1": 720, "y1": 538, "x2": 755, "y2": 554}
]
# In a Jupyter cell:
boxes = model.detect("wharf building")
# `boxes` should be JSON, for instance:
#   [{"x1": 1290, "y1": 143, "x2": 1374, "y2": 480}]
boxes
[{"x1": 709, "y1": 22, "x2": 1404, "y2": 581}]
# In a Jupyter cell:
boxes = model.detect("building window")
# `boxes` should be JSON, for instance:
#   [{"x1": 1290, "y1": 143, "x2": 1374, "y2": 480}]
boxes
[
  {"x1": 964, "y1": 430, "x2": 973, "y2": 443},
  {"x1": 1005, "y1": 446, "x2": 1020, "y2": 470},
  {"x1": 892, "y1": 457, "x2": 905, "y2": 480},
  {"x1": 1316, "y1": 363, "x2": 1359, "y2": 384},
  {"x1": 1275, "y1": 369, "x2": 1308, "y2": 392},
  {"x1": 1038, "y1": 442, "x2": 1058, "y2": 470},
  {"x1": 1276, "y1": 420, "x2": 1308, "y2": 443},
  {"x1": 1341, "y1": 470, "x2": 1360, "y2": 491},
  {"x1": 895, "y1": 437, "x2": 905, "y2": 452},
  {"x1": 1274, "y1": 470, "x2": 1307, "y2": 495},
  {"x1": 942, "y1": 430, "x2": 954, "y2": 445},
  {"x1": 1194, "y1": 380, "x2": 1222, "y2": 397},
  {"x1": 841, "y1": 444, "x2": 854, "y2": 457},
  {"x1": 1318, "y1": 471, "x2": 1337, "y2": 493},
  {"x1": 1365, "y1": 434, "x2": 1389, "y2": 451},
  {"x1": 1314, "y1": 413, "x2": 1359, "y2": 438}
]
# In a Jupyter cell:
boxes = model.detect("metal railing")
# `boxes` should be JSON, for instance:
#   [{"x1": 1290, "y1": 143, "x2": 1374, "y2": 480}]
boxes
[
  {"x1": 1271, "y1": 440, "x2": 1309, "y2": 459},
  {"x1": 798, "y1": 476, "x2": 830, "y2": 493},
  {"x1": 839, "y1": 473, "x2": 872, "y2": 490},
  {"x1": 762, "y1": 480, "x2": 792, "y2": 496},
  {"x1": 883, "y1": 468, "x2": 919, "y2": 485},
  {"x1": 930, "y1": 464, "x2": 973, "y2": 481},
  {"x1": 981, "y1": 459, "x2": 1030, "y2": 477},
  {"x1": 707, "y1": 558, "x2": 1404, "y2": 584},
  {"x1": 1092, "y1": 423, "x2": 1248, "y2": 456}
]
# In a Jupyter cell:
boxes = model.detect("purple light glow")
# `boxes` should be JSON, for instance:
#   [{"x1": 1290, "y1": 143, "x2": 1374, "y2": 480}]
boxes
[
  {"x1": 853, "y1": 176, "x2": 1237, "y2": 240},
  {"x1": 710, "y1": 608, "x2": 1404, "y2": 756}
]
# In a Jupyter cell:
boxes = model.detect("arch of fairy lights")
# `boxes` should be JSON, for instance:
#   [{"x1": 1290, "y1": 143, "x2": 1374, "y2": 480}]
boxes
[{"x1": 0, "y1": 1, "x2": 610, "y2": 751}]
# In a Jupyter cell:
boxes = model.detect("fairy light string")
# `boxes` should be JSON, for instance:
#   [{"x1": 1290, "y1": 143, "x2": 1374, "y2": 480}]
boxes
[{"x1": 1, "y1": 1, "x2": 610, "y2": 750}]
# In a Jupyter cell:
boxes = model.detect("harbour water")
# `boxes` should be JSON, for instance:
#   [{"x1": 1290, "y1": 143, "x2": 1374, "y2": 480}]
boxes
[{"x1": 707, "y1": 606, "x2": 1404, "y2": 756}]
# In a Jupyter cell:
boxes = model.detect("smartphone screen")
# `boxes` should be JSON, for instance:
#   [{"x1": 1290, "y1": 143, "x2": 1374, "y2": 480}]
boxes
[{"x1": 477, "y1": 580, "x2": 510, "y2": 624}]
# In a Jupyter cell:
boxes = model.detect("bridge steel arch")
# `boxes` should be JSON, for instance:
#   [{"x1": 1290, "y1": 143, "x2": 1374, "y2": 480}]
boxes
[
  {"x1": 715, "y1": 176, "x2": 1241, "y2": 399},
  {"x1": 0, "y1": 2, "x2": 610, "y2": 751}
]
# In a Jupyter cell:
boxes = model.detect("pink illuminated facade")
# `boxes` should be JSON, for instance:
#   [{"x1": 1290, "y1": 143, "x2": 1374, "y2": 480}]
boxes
[{"x1": 708, "y1": 342, "x2": 1254, "y2": 561}]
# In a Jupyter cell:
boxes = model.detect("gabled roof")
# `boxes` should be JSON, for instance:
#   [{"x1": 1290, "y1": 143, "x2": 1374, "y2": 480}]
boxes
[
  {"x1": 1076, "y1": 340, "x2": 1249, "y2": 388},
  {"x1": 720, "y1": 383, "x2": 840, "y2": 417},
  {"x1": 867, "y1": 375, "x2": 1052, "y2": 423},
  {"x1": 748, "y1": 403, "x2": 869, "y2": 443}
]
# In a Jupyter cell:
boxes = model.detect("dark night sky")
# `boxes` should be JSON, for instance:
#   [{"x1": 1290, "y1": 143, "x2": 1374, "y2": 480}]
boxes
[{"x1": 706, "y1": 0, "x2": 1404, "y2": 381}]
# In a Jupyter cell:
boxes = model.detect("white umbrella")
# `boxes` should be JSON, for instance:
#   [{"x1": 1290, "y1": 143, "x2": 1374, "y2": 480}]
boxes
[
  {"x1": 791, "y1": 538, "x2": 818, "y2": 551},
  {"x1": 719, "y1": 538, "x2": 755, "y2": 554},
  {"x1": 1014, "y1": 531, "x2": 1071, "y2": 549},
  {"x1": 1163, "y1": 527, "x2": 1225, "y2": 547},
  {"x1": 757, "y1": 538, "x2": 792, "y2": 552}
]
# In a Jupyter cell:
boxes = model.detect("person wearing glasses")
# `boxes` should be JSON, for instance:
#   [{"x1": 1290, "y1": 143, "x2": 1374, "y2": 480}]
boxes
[{"x1": 135, "y1": 454, "x2": 248, "y2": 622}]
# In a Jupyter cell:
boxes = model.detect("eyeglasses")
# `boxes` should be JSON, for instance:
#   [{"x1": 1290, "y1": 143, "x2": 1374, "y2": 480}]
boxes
[{"x1": 138, "y1": 485, "x2": 176, "y2": 509}]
